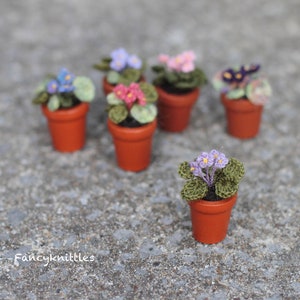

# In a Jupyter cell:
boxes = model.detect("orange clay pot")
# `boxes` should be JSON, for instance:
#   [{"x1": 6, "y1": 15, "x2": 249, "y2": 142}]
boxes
[
  {"x1": 102, "y1": 76, "x2": 145, "y2": 95},
  {"x1": 188, "y1": 193, "x2": 237, "y2": 244},
  {"x1": 221, "y1": 93, "x2": 264, "y2": 139},
  {"x1": 107, "y1": 118, "x2": 157, "y2": 172},
  {"x1": 155, "y1": 86, "x2": 200, "y2": 132},
  {"x1": 41, "y1": 103, "x2": 89, "y2": 152}
]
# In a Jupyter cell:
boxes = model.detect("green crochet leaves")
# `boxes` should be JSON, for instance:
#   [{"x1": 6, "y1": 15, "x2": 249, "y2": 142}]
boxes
[
  {"x1": 73, "y1": 76, "x2": 95, "y2": 102},
  {"x1": 180, "y1": 180, "x2": 208, "y2": 201},
  {"x1": 178, "y1": 162, "x2": 194, "y2": 180}
]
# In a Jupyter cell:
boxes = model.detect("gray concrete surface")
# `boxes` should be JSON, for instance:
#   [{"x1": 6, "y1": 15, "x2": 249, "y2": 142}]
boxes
[{"x1": 1, "y1": 0, "x2": 300, "y2": 299}]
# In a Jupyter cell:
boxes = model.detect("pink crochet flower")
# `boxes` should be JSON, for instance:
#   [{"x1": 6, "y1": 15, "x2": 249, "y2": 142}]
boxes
[
  {"x1": 181, "y1": 61, "x2": 195, "y2": 73},
  {"x1": 113, "y1": 84, "x2": 128, "y2": 99},
  {"x1": 114, "y1": 83, "x2": 146, "y2": 108},
  {"x1": 181, "y1": 50, "x2": 196, "y2": 62},
  {"x1": 158, "y1": 54, "x2": 169, "y2": 64},
  {"x1": 167, "y1": 58, "x2": 181, "y2": 71},
  {"x1": 163, "y1": 51, "x2": 196, "y2": 72}
]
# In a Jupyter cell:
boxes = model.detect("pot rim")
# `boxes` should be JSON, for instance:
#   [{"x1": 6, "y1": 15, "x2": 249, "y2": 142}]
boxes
[
  {"x1": 221, "y1": 93, "x2": 263, "y2": 113},
  {"x1": 107, "y1": 118, "x2": 157, "y2": 141},
  {"x1": 188, "y1": 193, "x2": 237, "y2": 214},
  {"x1": 41, "y1": 102, "x2": 89, "y2": 121},
  {"x1": 155, "y1": 85, "x2": 200, "y2": 107}
]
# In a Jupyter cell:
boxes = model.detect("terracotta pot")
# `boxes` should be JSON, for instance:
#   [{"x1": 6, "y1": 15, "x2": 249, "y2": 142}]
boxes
[
  {"x1": 155, "y1": 86, "x2": 200, "y2": 132},
  {"x1": 107, "y1": 118, "x2": 157, "y2": 172},
  {"x1": 102, "y1": 76, "x2": 145, "y2": 95},
  {"x1": 41, "y1": 103, "x2": 89, "y2": 152},
  {"x1": 188, "y1": 193, "x2": 237, "y2": 244},
  {"x1": 221, "y1": 93, "x2": 264, "y2": 139}
]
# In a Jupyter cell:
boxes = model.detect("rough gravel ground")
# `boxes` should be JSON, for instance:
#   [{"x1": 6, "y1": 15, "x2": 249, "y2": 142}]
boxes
[{"x1": 0, "y1": 0, "x2": 300, "y2": 299}]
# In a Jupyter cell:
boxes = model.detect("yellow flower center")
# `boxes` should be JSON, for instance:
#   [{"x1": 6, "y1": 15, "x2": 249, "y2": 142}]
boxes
[
  {"x1": 223, "y1": 72, "x2": 232, "y2": 79},
  {"x1": 203, "y1": 158, "x2": 208, "y2": 164}
]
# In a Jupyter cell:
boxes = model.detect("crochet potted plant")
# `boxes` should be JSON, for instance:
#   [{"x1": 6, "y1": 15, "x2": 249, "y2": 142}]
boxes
[
  {"x1": 151, "y1": 51, "x2": 207, "y2": 132},
  {"x1": 178, "y1": 149, "x2": 245, "y2": 244},
  {"x1": 32, "y1": 68, "x2": 95, "y2": 152},
  {"x1": 212, "y1": 64, "x2": 272, "y2": 139},
  {"x1": 106, "y1": 82, "x2": 158, "y2": 172},
  {"x1": 93, "y1": 48, "x2": 145, "y2": 95}
]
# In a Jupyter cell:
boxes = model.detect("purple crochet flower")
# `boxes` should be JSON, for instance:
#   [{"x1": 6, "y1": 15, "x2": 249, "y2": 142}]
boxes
[
  {"x1": 47, "y1": 80, "x2": 59, "y2": 94},
  {"x1": 222, "y1": 69, "x2": 235, "y2": 83},
  {"x1": 196, "y1": 152, "x2": 214, "y2": 168},
  {"x1": 214, "y1": 153, "x2": 229, "y2": 168},
  {"x1": 233, "y1": 69, "x2": 246, "y2": 83},
  {"x1": 190, "y1": 150, "x2": 229, "y2": 187},
  {"x1": 110, "y1": 48, "x2": 129, "y2": 62},
  {"x1": 189, "y1": 161, "x2": 203, "y2": 177},
  {"x1": 127, "y1": 54, "x2": 142, "y2": 69},
  {"x1": 242, "y1": 64, "x2": 260, "y2": 74},
  {"x1": 58, "y1": 84, "x2": 75, "y2": 93},
  {"x1": 110, "y1": 59, "x2": 127, "y2": 72},
  {"x1": 57, "y1": 68, "x2": 75, "y2": 85}
]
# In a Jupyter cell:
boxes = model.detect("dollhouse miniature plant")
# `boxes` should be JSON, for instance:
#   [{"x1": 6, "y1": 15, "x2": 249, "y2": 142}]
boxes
[
  {"x1": 93, "y1": 48, "x2": 145, "y2": 86},
  {"x1": 178, "y1": 149, "x2": 245, "y2": 201},
  {"x1": 107, "y1": 82, "x2": 158, "y2": 127},
  {"x1": 152, "y1": 50, "x2": 207, "y2": 93},
  {"x1": 212, "y1": 64, "x2": 272, "y2": 105},
  {"x1": 32, "y1": 68, "x2": 95, "y2": 111}
]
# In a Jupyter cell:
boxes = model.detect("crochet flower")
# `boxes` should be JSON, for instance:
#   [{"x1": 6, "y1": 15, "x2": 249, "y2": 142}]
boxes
[
  {"x1": 158, "y1": 54, "x2": 169, "y2": 64},
  {"x1": 214, "y1": 152, "x2": 229, "y2": 168},
  {"x1": 110, "y1": 48, "x2": 129, "y2": 61},
  {"x1": 47, "y1": 80, "x2": 59, "y2": 94},
  {"x1": 128, "y1": 83, "x2": 146, "y2": 105},
  {"x1": 242, "y1": 64, "x2": 260, "y2": 74},
  {"x1": 196, "y1": 152, "x2": 214, "y2": 168},
  {"x1": 190, "y1": 161, "x2": 203, "y2": 177},
  {"x1": 189, "y1": 150, "x2": 229, "y2": 186},
  {"x1": 113, "y1": 84, "x2": 128, "y2": 99},
  {"x1": 113, "y1": 83, "x2": 146, "y2": 108},
  {"x1": 161, "y1": 51, "x2": 196, "y2": 73},
  {"x1": 181, "y1": 50, "x2": 196, "y2": 62},
  {"x1": 57, "y1": 68, "x2": 75, "y2": 85},
  {"x1": 110, "y1": 59, "x2": 127, "y2": 72},
  {"x1": 127, "y1": 55, "x2": 142, "y2": 69},
  {"x1": 222, "y1": 69, "x2": 235, "y2": 83},
  {"x1": 58, "y1": 84, "x2": 75, "y2": 93},
  {"x1": 182, "y1": 61, "x2": 195, "y2": 73}
]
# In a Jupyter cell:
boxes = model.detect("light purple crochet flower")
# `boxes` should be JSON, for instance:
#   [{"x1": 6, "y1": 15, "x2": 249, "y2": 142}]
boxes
[
  {"x1": 189, "y1": 161, "x2": 203, "y2": 177},
  {"x1": 127, "y1": 54, "x2": 142, "y2": 69},
  {"x1": 110, "y1": 59, "x2": 127, "y2": 72},
  {"x1": 47, "y1": 80, "x2": 59, "y2": 94},
  {"x1": 196, "y1": 152, "x2": 214, "y2": 168},
  {"x1": 190, "y1": 150, "x2": 229, "y2": 187},
  {"x1": 215, "y1": 152, "x2": 229, "y2": 168},
  {"x1": 110, "y1": 48, "x2": 129, "y2": 61}
]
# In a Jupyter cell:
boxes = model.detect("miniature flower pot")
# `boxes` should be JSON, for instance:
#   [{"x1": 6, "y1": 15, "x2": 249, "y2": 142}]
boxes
[
  {"x1": 221, "y1": 93, "x2": 263, "y2": 139},
  {"x1": 102, "y1": 76, "x2": 145, "y2": 96},
  {"x1": 107, "y1": 118, "x2": 157, "y2": 172},
  {"x1": 155, "y1": 86, "x2": 200, "y2": 132},
  {"x1": 41, "y1": 103, "x2": 89, "y2": 152},
  {"x1": 188, "y1": 193, "x2": 237, "y2": 244}
]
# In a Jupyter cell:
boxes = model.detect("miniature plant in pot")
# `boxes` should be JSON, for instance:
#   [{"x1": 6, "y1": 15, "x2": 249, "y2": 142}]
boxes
[
  {"x1": 106, "y1": 82, "x2": 158, "y2": 171},
  {"x1": 212, "y1": 64, "x2": 272, "y2": 139},
  {"x1": 178, "y1": 149, "x2": 245, "y2": 244},
  {"x1": 32, "y1": 68, "x2": 95, "y2": 152},
  {"x1": 93, "y1": 48, "x2": 145, "y2": 95},
  {"x1": 151, "y1": 51, "x2": 207, "y2": 132}
]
